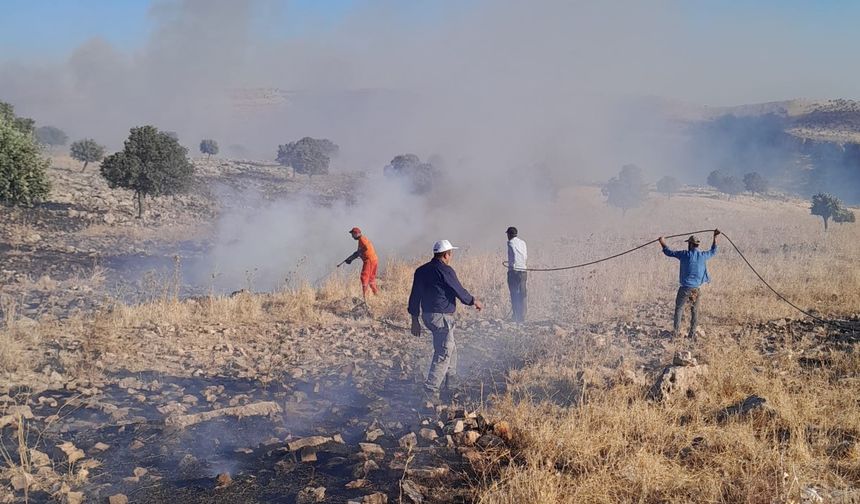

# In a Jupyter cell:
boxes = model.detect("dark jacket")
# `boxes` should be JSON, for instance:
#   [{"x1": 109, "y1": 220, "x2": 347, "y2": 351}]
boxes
[{"x1": 408, "y1": 258, "x2": 474, "y2": 316}]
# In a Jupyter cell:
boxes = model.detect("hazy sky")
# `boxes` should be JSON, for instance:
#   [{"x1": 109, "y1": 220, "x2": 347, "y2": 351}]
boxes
[{"x1": 2, "y1": 0, "x2": 859, "y2": 105}]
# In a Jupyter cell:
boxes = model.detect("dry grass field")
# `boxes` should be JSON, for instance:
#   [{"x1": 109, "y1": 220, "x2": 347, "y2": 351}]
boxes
[{"x1": 1, "y1": 181, "x2": 858, "y2": 503}]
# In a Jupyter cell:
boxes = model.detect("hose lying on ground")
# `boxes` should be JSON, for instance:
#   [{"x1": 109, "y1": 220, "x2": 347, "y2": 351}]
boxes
[{"x1": 503, "y1": 229, "x2": 855, "y2": 331}]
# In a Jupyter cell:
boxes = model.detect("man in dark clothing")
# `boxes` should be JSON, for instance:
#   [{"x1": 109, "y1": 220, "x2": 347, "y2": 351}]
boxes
[
  {"x1": 659, "y1": 229, "x2": 720, "y2": 340},
  {"x1": 408, "y1": 239, "x2": 482, "y2": 399}
]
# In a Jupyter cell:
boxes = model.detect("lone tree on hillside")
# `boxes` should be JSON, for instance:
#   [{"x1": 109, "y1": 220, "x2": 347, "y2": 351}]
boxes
[
  {"x1": 707, "y1": 169, "x2": 729, "y2": 190},
  {"x1": 0, "y1": 117, "x2": 51, "y2": 206},
  {"x1": 743, "y1": 172, "x2": 768, "y2": 194},
  {"x1": 0, "y1": 101, "x2": 35, "y2": 135},
  {"x1": 656, "y1": 176, "x2": 681, "y2": 199},
  {"x1": 602, "y1": 164, "x2": 648, "y2": 216},
  {"x1": 70, "y1": 139, "x2": 106, "y2": 172},
  {"x1": 720, "y1": 175, "x2": 744, "y2": 197},
  {"x1": 811, "y1": 192, "x2": 855, "y2": 231},
  {"x1": 383, "y1": 154, "x2": 439, "y2": 195},
  {"x1": 35, "y1": 126, "x2": 68, "y2": 150},
  {"x1": 199, "y1": 139, "x2": 219, "y2": 159},
  {"x1": 707, "y1": 169, "x2": 743, "y2": 197},
  {"x1": 276, "y1": 137, "x2": 339, "y2": 179},
  {"x1": 100, "y1": 126, "x2": 195, "y2": 218}
]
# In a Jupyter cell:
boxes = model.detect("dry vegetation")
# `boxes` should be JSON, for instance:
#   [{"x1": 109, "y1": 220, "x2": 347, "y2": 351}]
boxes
[{"x1": 1, "y1": 184, "x2": 858, "y2": 502}]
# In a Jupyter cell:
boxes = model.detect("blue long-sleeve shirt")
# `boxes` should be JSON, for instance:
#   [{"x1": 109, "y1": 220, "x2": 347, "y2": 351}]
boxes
[
  {"x1": 662, "y1": 243, "x2": 717, "y2": 288},
  {"x1": 408, "y1": 258, "x2": 475, "y2": 316}
]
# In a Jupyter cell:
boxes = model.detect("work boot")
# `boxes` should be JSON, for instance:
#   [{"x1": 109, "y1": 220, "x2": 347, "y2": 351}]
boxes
[
  {"x1": 442, "y1": 375, "x2": 462, "y2": 402},
  {"x1": 422, "y1": 385, "x2": 440, "y2": 407}
]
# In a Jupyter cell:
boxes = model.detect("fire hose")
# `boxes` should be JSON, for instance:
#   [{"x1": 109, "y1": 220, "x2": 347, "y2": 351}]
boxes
[{"x1": 503, "y1": 229, "x2": 855, "y2": 331}]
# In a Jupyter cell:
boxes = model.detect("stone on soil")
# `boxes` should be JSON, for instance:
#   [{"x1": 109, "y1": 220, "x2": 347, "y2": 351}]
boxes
[
  {"x1": 401, "y1": 479, "x2": 425, "y2": 503},
  {"x1": 363, "y1": 493, "x2": 388, "y2": 504},
  {"x1": 165, "y1": 401, "x2": 281, "y2": 428},
  {"x1": 288, "y1": 435, "x2": 332, "y2": 451},
  {"x1": 359, "y1": 442, "x2": 385, "y2": 457},
  {"x1": 108, "y1": 495, "x2": 129, "y2": 504},
  {"x1": 648, "y1": 362, "x2": 708, "y2": 401},
  {"x1": 297, "y1": 486, "x2": 327, "y2": 503},
  {"x1": 399, "y1": 432, "x2": 417, "y2": 450}
]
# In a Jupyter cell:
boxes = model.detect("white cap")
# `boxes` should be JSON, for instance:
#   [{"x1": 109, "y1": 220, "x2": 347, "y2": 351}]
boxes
[{"x1": 433, "y1": 239, "x2": 458, "y2": 254}]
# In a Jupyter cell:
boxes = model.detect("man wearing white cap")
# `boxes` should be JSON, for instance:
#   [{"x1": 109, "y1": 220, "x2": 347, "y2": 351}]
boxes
[{"x1": 408, "y1": 239, "x2": 482, "y2": 400}]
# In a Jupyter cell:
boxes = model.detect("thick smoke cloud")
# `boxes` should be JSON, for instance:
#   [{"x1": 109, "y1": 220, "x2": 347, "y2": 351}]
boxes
[{"x1": 2, "y1": 0, "x2": 858, "y2": 289}]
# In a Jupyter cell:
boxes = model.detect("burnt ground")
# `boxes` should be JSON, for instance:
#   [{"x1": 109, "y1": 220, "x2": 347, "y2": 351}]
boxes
[{"x1": 0, "y1": 316, "x2": 541, "y2": 504}]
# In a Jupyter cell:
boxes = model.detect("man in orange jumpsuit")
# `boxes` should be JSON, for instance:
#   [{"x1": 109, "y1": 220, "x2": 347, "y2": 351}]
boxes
[{"x1": 343, "y1": 227, "x2": 379, "y2": 297}]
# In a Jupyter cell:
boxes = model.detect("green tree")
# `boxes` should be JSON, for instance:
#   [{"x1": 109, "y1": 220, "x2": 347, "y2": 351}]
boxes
[
  {"x1": 602, "y1": 164, "x2": 648, "y2": 216},
  {"x1": 720, "y1": 175, "x2": 744, "y2": 197},
  {"x1": 383, "y1": 154, "x2": 439, "y2": 195},
  {"x1": 199, "y1": 139, "x2": 219, "y2": 159},
  {"x1": 707, "y1": 169, "x2": 728, "y2": 190},
  {"x1": 276, "y1": 137, "x2": 338, "y2": 179},
  {"x1": 0, "y1": 117, "x2": 51, "y2": 206},
  {"x1": 810, "y1": 192, "x2": 854, "y2": 231},
  {"x1": 70, "y1": 139, "x2": 106, "y2": 172},
  {"x1": 100, "y1": 126, "x2": 195, "y2": 218},
  {"x1": 834, "y1": 208, "x2": 856, "y2": 225},
  {"x1": 743, "y1": 172, "x2": 768, "y2": 194},
  {"x1": 35, "y1": 126, "x2": 68, "y2": 150},
  {"x1": 0, "y1": 101, "x2": 35, "y2": 135},
  {"x1": 656, "y1": 176, "x2": 681, "y2": 199}
]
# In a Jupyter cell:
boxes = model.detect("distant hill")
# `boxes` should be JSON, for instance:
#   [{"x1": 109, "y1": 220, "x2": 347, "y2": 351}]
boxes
[{"x1": 650, "y1": 97, "x2": 860, "y2": 144}]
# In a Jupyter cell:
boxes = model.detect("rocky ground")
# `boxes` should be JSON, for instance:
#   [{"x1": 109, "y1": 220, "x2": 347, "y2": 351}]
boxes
[
  {"x1": 0, "y1": 156, "x2": 363, "y2": 322},
  {"x1": 1, "y1": 285, "x2": 856, "y2": 503}
]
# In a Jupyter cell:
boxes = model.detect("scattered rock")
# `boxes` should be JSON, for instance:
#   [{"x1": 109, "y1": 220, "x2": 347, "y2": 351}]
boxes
[
  {"x1": 29, "y1": 449, "x2": 50, "y2": 467},
  {"x1": 92, "y1": 442, "x2": 110, "y2": 452},
  {"x1": 717, "y1": 395, "x2": 770, "y2": 422},
  {"x1": 399, "y1": 432, "x2": 417, "y2": 450},
  {"x1": 419, "y1": 428, "x2": 438, "y2": 441},
  {"x1": 647, "y1": 363, "x2": 708, "y2": 401},
  {"x1": 672, "y1": 351, "x2": 698, "y2": 367},
  {"x1": 802, "y1": 486, "x2": 824, "y2": 503},
  {"x1": 363, "y1": 493, "x2": 388, "y2": 504},
  {"x1": 401, "y1": 480, "x2": 425, "y2": 503},
  {"x1": 57, "y1": 441, "x2": 85, "y2": 464},
  {"x1": 165, "y1": 401, "x2": 282, "y2": 429},
  {"x1": 108, "y1": 495, "x2": 128, "y2": 504},
  {"x1": 10, "y1": 471, "x2": 34, "y2": 491},
  {"x1": 297, "y1": 486, "x2": 327, "y2": 503},
  {"x1": 0, "y1": 405, "x2": 34, "y2": 429},
  {"x1": 345, "y1": 479, "x2": 368, "y2": 489},
  {"x1": 365, "y1": 428, "x2": 384, "y2": 442},
  {"x1": 461, "y1": 430, "x2": 481, "y2": 446},
  {"x1": 288, "y1": 436, "x2": 332, "y2": 452},
  {"x1": 359, "y1": 442, "x2": 385, "y2": 457},
  {"x1": 300, "y1": 447, "x2": 318, "y2": 462},
  {"x1": 66, "y1": 492, "x2": 84, "y2": 504},
  {"x1": 476, "y1": 434, "x2": 506, "y2": 450}
]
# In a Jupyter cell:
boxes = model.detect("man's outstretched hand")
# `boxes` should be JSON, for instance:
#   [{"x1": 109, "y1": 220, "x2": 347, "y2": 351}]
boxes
[
  {"x1": 658, "y1": 236, "x2": 667, "y2": 247},
  {"x1": 473, "y1": 298, "x2": 483, "y2": 311},
  {"x1": 713, "y1": 229, "x2": 721, "y2": 236},
  {"x1": 410, "y1": 316, "x2": 422, "y2": 337}
]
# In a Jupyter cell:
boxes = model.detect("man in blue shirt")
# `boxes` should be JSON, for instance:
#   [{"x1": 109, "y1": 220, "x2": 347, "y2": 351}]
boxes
[
  {"x1": 408, "y1": 239, "x2": 483, "y2": 400},
  {"x1": 659, "y1": 229, "x2": 720, "y2": 340}
]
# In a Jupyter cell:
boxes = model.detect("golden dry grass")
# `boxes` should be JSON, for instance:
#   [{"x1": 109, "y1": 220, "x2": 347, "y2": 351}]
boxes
[{"x1": 1, "y1": 188, "x2": 857, "y2": 502}]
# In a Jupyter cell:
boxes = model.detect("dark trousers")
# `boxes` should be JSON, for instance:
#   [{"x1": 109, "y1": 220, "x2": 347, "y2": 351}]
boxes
[
  {"x1": 673, "y1": 286, "x2": 700, "y2": 338},
  {"x1": 507, "y1": 270, "x2": 528, "y2": 322}
]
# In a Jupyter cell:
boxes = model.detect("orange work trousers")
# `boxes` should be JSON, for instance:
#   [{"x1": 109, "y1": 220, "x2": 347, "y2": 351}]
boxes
[{"x1": 360, "y1": 259, "x2": 379, "y2": 295}]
